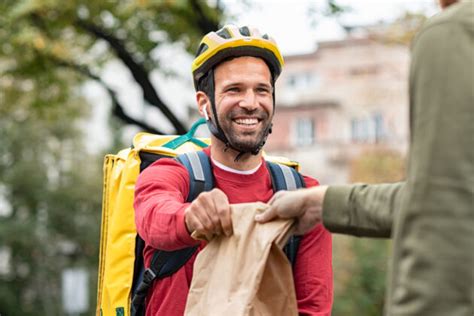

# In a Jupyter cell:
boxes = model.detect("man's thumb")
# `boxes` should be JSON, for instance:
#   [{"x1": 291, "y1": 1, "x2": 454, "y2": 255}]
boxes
[{"x1": 255, "y1": 207, "x2": 276, "y2": 223}]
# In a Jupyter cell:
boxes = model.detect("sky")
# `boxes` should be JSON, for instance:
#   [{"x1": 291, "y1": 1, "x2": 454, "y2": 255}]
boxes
[{"x1": 222, "y1": 0, "x2": 438, "y2": 55}]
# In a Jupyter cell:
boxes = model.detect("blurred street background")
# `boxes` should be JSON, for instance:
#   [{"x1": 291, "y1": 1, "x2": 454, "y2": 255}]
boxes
[{"x1": 0, "y1": 1, "x2": 438, "y2": 315}]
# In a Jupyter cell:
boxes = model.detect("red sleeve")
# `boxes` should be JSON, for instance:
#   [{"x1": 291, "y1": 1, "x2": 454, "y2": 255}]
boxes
[
  {"x1": 303, "y1": 175, "x2": 319, "y2": 188},
  {"x1": 133, "y1": 158, "x2": 200, "y2": 251},
  {"x1": 295, "y1": 176, "x2": 333, "y2": 315}
]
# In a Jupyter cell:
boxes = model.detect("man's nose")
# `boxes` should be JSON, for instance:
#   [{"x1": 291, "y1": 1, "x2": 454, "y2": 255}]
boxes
[{"x1": 238, "y1": 89, "x2": 258, "y2": 110}]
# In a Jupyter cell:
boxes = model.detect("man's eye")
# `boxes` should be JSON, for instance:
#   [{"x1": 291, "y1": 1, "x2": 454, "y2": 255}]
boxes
[
  {"x1": 256, "y1": 87, "x2": 271, "y2": 94},
  {"x1": 226, "y1": 87, "x2": 239, "y2": 93}
]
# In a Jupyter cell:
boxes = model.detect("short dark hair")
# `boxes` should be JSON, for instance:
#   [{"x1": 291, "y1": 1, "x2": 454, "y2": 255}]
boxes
[
  {"x1": 196, "y1": 70, "x2": 213, "y2": 97},
  {"x1": 196, "y1": 57, "x2": 237, "y2": 98}
]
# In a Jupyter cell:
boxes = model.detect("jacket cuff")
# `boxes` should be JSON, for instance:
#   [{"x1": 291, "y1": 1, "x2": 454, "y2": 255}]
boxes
[{"x1": 322, "y1": 185, "x2": 353, "y2": 232}]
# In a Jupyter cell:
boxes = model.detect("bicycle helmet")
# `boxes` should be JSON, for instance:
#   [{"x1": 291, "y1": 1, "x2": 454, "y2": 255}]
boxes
[{"x1": 192, "y1": 24, "x2": 284, "y2": 90}]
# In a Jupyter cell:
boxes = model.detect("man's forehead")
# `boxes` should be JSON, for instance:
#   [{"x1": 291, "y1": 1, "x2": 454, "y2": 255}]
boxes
[{"x1": 214, "y1": 56, "x2": 272, "y2": 85}]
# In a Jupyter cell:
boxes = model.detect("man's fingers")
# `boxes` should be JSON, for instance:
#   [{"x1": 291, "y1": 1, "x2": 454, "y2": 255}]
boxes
[
  {"x1": 294, "y1": 205, "x2": 323, "y2": 235},
  {"x1": 186, "y1": 194, "x2": 216, "y2": 235},
  {"x1": 257, "y1": 190, "x2": 311, "y2": 225},
  {"x1": 218, "y1": 206, "x2": 233, "y2": 236},
  {"x1": 210, "y1": 189, "x2": 232, "y2": 236},
  {"x1": 255, "y1": 206, "x2": 278, "y2": 223},
  {"x1": 185, "y1": 212, "x2": 199, "y2": 234},
  {"x1": 267, "y1": 190, "x2": 285, "y2": 205}
]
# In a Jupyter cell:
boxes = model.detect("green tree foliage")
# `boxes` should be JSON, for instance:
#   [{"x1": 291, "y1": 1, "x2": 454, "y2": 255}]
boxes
[
  {"x1": 350, "y1": 148, "x2": 406, "y2": 184},
  {"x1": 0, "y1": 65, "x2": 102, "y2": 314},
  {"x1": 332, "y1": 148, "x2": 405, "y2": 315},
  {"x1": 0, "y1": 0, "x2": 223, "y2": 135},
  {"x1": 379, "y1": 12, "x2": 428, "y2": 45},
  {"x1": 332, "y1": 236, "x2": 390, "y2": 316}
]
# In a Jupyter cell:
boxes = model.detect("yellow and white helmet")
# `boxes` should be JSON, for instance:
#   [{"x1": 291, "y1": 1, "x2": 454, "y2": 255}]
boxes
[{"x1": 192, "y1": 25, "x2": 284, "y2": 89}]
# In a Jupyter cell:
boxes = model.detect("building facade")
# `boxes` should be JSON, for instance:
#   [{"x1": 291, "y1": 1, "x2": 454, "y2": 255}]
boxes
[{"x1": 267, "y1": 36, "x2": 410, "y2": 184}]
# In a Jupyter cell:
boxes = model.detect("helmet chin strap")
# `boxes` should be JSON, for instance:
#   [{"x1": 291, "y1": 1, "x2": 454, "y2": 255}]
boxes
[{"x1": 205, "y1": 70, "x2": 274, "y2": 162}]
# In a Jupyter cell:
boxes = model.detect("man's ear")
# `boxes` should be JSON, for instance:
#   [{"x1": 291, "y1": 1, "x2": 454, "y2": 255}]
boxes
[{"x1": 196, "y1": 91, "x2": 210, "y2": 120}]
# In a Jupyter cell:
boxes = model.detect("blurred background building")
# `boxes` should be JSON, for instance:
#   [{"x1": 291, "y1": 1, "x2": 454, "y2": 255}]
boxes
[{"x1": 268, "y1": 26, "x2": 410, "y2": 184}]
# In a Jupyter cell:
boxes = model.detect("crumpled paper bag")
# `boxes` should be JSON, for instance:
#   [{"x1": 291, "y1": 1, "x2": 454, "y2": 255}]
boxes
[{"x1": 185, "y1": 202, "x2": 298, "y2": 316}]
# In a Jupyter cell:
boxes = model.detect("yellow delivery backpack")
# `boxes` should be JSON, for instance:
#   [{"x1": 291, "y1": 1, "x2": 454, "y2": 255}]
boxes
[{"x1": 96, "y1": 119, "x2": 305, "y2": 316}]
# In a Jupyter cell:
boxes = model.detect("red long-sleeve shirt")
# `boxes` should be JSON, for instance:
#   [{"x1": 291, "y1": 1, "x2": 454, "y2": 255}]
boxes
[{"x1": 134, "y1": 148, "x2": 333, "y2": 315}]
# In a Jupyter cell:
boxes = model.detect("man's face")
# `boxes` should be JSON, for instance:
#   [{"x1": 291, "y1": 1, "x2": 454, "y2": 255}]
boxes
[{"x1": 213, "y1": 56, "x2": 273, "y2": 152}]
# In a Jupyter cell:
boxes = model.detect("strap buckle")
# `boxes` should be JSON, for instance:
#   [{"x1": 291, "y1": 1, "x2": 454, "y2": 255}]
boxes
[{"x1": 142, "y1": 268, "x2": 157, "y2": 284}]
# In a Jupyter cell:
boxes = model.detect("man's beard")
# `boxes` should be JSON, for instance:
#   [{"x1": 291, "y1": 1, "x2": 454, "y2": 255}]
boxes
[{"x1": 217, "y1": 108, "x2": 272, "y2": 153}]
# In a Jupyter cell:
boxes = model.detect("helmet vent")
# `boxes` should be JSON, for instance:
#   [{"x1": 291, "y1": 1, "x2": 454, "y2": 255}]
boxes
[
  {"x1": 195, "y1": 43, "x2": 209, "y2": 57},
  {"x1": 216, "y1": 28, "x2": 232, "y2": 39},
  {"x1": 239, "y1": 26, "x2": 251, "y2": 37},
  {"x1": 262, "y1": 34, "x2": 269, "y2": 40}
]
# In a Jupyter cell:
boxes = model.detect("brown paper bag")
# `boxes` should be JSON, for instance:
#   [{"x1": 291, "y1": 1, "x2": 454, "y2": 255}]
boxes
[{"x1": 185, "y1": 202, "x2": 298, "y2": 316}]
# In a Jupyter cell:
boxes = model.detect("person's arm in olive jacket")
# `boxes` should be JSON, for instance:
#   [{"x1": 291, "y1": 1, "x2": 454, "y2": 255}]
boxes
[
  {"x1": 322, "y1": 182, "x2": 404, "y2": 238},
  {"x1": 256, "y1": 182, "x2": 404, "y2": 238}
]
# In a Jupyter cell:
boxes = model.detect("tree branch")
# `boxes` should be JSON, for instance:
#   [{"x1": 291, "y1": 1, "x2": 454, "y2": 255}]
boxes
[
  {"x1": 29, "y1": 13, "x2": 167, "y2": 134},
  {"x1": 189, "y1": 0, "x2": 221, "y2": 34},
  {"x1": 75, "y1": 19, "x2": 187, "y2": 134},
  {"x1": 52, "y1": 58, "x2": 165, "y2": 135}
]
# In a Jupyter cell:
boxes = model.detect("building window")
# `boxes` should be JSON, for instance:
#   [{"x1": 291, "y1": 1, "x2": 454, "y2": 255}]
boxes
[
  {"x1": 351, "y1": 118, "x2": 369, "y2": 143},
  {"x1": 351, "y1": 113, "x2": 385, "y2": 143},
  {"x1": 287, "y1": 72, "x2": 320, "y2": 90},
  {"x1": 294, "y1": 117, "x2": 315, "y2": 146},
  {"x1": 288, "y1": 75, "x2": 297, "y2": 87},
  {"x1": 373, "y1": 113, "x2": 385, "y2": 143}
]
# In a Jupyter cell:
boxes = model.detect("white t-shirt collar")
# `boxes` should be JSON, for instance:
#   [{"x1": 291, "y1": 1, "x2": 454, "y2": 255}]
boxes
[{"x1": 211, "y1": 157, "x2": 262, "y2": 175}]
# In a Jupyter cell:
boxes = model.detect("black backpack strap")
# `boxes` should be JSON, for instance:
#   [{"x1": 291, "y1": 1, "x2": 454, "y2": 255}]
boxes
[
  {"x1": 131, "y1": 246, "x2": 198, "y2": 316},
  {"x1": 266, "y1": 161, "x2": 305, "y2": 192},
  {"x1": 266, "y1": 161, "x2": 306, "y2": 267},
  {"x1": 131, "y1": 151, "x2": 214, "y2": 316},
  {"x1": 176, "y1": 151, "x2": 214, "y2": 201}
]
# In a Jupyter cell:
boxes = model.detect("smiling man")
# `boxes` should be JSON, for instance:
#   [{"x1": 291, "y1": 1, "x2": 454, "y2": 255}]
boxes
[{"x1": 134, "y1": 25, "x2": 333, "y2": 315}]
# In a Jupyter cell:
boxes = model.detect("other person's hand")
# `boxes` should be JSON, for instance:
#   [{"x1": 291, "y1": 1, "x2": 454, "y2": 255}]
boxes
[
  {"x1": 255, "y1": 186, "x2": 328, "y2": 235},
  {"x1": 184, "y1": 188, "x2": 232, "y2": 240}
]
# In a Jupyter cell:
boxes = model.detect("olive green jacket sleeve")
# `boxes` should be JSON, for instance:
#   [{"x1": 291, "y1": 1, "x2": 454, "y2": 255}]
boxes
[{"x1": 322, "y1": 183, "x2": 404, "y2": 238}]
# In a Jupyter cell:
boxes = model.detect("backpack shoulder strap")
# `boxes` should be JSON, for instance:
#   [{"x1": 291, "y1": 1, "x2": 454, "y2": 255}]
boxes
[
  {"x1": 266, "y1": 160, "x2": 306, "y2": 268},
  {"x1": 266, "y1": 161, "x2": 306, "y2": 191},
  {"x1": 131, "y1": 151, "x2": 213, "y2": 316},
  {"x1": 176, "y1": 150, "x2": 214, "y2": 201},
  {"x1": 149, "y1": 151, "x2": 214, "y2": 277},
  {"x1": 131, "y1": 245, "x2": 198, "y2": 316}
]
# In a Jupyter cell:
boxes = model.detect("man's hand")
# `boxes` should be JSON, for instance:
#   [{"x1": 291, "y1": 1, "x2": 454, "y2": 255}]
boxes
[
  {"x1": 184, "y1": 188, "x2": 233, "y2": 240},
  {"x1": 255, "y1": 186, "x2": 328, "y2": 235}
]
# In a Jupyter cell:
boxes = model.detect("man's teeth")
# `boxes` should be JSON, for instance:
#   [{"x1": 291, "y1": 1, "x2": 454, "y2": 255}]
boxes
[{"x1": 234, "y1": 118, "x2": 258, "y2": 125}]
